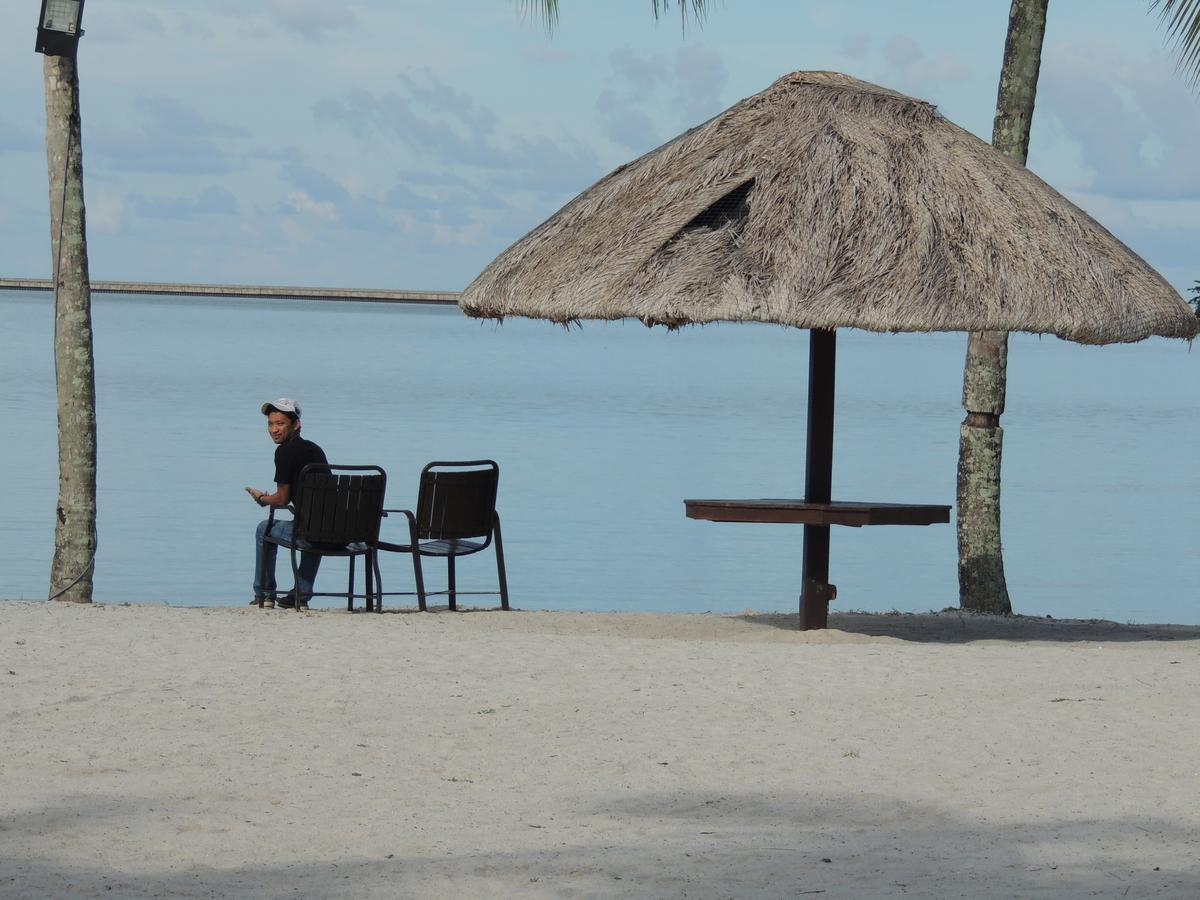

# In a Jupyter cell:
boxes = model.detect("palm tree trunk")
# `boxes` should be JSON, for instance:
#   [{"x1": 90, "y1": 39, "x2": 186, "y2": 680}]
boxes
[
  {"x1": 957, "y1": 0, "x2": 1048, "y2": 614},
  {"x1": 43, "y1": 53, "x2": 97, "y2": 603}
]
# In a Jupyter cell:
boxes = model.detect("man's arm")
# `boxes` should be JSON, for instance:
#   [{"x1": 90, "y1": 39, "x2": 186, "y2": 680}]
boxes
[{"x1": 244, "y1": 484, "x2": 291, "y2": 508}]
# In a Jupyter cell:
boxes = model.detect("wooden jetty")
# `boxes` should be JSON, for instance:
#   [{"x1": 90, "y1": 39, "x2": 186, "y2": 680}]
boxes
[{"x1": 0, "y1": 277, "x2": 460, "y2": 306}]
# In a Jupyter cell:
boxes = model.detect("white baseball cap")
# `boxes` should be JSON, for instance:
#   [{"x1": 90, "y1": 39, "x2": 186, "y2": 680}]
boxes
[{"x1": 261, "y1": 397, "x2": 302, "y2": 417}]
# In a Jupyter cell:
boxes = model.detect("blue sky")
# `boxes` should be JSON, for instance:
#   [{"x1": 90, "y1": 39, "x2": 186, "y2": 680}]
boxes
[{"x1": 2, "y1": 1, "x2": 1197, "y2": 294}]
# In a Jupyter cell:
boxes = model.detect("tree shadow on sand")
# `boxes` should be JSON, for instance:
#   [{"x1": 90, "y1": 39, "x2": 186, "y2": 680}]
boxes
[
  {"x1": 2, "y1": 789, "x2": 1196, "y2": 899},
  {"x1": 735, "y1": 610, "x2": 1200, "y2": 644}
]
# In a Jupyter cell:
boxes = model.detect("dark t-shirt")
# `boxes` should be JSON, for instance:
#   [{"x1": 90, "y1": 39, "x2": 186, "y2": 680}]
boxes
[{"x1": 273, "y1": 436, "x2": 328, "y2": 508}]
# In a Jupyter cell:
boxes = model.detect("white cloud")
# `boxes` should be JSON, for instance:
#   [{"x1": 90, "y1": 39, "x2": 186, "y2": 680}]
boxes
[
  {"x1": 520, "y1": 43, "x2": 573, "y2": 64},
  {"x1": 88, "y1": 193, "x2": 124, "y2": 234},
  {"x1": 1038, "y1": 40, "x2": 1200, "y2": 201},
  {"x1": 595, "y1": 92, "x2": 660, "y2": 153},
  {"x1": 609, "y1": 47, "x2": 670, "y2": 86},
  {"x1": 313, "y1": 68, "x2": 600, "y2": 193},
  {"x1": 673, "y1": 44, "x2": 728, "y2": 124},
  {"x1": 339, "y1": 172, "x2": 374, "y2": 200},
  {"x1": 432, "y1": 222, "x2": 487, "y2": 247},
  {"x1": 880, "y1": 35, "x2": 972, "y2": 96},
  {"x1": 596, "y1": 44, "x2": 727, "y2": 152},
  {"x1": 285, "y1": 190, "x2": 338, "y2": 221},
  {"x1": 267, "y1": 0, "x2": 358, "y2": 39},
  {"x1": 89, "y1": 5, "x2": 167, "y2": 44},
  {"x1": 841, "y1": 33, "x2": 871, "y2": 60},
  {"x1": 279, "y1": 217, "x2": 317, "y2": 247}
]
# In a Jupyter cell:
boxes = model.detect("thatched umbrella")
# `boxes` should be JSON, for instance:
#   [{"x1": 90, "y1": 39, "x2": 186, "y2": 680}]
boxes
[{"x1": 459, "y1": 71, "x2": 1198, "y2": 626}]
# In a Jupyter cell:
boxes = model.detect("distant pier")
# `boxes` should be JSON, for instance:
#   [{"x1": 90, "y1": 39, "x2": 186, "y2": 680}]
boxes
[{"x1": 0, "y1": 277, "x2": 461, "y2": 306}]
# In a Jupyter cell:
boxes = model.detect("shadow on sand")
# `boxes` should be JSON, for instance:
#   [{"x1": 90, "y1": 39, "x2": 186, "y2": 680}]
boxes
[
  {"x1": 2, "y1": 789, "x2": 1196, "y2": 899},
  {"x1": 736, "y1": 609, "x2": 1200, "y2": 644}
]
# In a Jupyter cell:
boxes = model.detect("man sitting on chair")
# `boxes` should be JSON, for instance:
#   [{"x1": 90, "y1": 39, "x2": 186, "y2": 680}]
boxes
[{"x1": 245, "y1": 398, "x2": 327, "y2": 609}]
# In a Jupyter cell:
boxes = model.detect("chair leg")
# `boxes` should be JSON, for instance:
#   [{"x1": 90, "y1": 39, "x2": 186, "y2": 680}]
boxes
[
  {"x1": 412, "y1": 551, "x2": 427, "y2": 612},
  {"x1": 348, "y1": 555, "x2": 356, "y2": 613},
  {"x1": 447, "y1": 555, "x2": 457, "y2": 611},
  {"x1": 370, "y1": 551, "x2": 383, "y2": 613},
  {"x1": 289, "y1": 545, "x2": 303, "y2": 611},
  {"x1": 493, "y1": 514, "x2": 510, "y2": 611},
  {"x1": 364, "y1": 553, "x2": 374, "y2": 613}
]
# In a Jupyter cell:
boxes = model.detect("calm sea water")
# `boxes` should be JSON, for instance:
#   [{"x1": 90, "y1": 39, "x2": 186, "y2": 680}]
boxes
[{"x1": 2, "y1": 289, "x2": 1197, "y2": 622}]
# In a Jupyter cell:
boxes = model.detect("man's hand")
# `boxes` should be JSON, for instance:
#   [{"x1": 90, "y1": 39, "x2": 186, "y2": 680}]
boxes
[{"x1": 244, "y1": 487, "x2": 267, "y2": 506}]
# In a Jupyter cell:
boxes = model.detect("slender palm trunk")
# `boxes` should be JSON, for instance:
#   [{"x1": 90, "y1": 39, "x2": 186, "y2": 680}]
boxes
[
  {"x1": 957, "y1": 0, "x2": 1048, "y2": 614},
  {"x1": 43, "y1": 53, "x2": 97, "y2": 603}
]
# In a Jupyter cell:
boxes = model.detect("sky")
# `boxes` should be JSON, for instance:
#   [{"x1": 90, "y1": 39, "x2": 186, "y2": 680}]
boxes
[{"x1": 1, "y1": 0, "x2": 1198, "y2": 295}]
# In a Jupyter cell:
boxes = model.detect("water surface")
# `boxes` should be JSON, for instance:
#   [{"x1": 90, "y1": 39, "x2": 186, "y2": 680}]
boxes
[{"x1": 2, "y1": 290, "x2": 1196, "y2": 623}]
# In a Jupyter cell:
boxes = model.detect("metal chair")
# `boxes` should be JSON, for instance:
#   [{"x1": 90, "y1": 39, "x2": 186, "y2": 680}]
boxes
[
  {"x1": 374, "y1": 460, "x2": 509, "y2": 612},
  {"x1": 260, "y1": 464, "x2": 387, "y2": 611}
]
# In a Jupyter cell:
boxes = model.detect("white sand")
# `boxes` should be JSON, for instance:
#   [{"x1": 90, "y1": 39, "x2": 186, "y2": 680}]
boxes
[{"x1": 2, "y1": 601, "x2": 1198, "y2": 899}]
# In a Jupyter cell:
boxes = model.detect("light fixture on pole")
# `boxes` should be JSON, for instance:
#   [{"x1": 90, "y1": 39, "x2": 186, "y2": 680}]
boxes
[{"x1": 36, "y1": 0, "x2": 86, "y2": 57}]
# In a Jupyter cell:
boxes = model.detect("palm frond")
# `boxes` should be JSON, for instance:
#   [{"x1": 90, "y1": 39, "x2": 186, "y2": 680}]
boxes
[
  {"x1": 520, "y1": 0, "x2": 559, "y2": 31},
  {"x1": 521, "y1": 1, "x2": 708, "y2": 33},
  {"x1": 650, "y1": 0, "x2": 711, "y2": 26},
  {"x1": 1151, "y1": 0, "x2": 1200, "y2": 84}
]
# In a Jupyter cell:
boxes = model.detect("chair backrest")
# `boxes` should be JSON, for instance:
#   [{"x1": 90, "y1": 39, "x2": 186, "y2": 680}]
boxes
[
  {"x1": 415, "y1": 460, "x2": 499, "y2": 542},
  {"x1": 294, "y1": 464, "x2": 387, "y2": 545}
]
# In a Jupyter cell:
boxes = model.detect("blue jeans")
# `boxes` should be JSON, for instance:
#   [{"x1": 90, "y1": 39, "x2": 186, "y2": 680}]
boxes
[{"x1": 254, "y1": 519, "x2": 321, "y2": 600}]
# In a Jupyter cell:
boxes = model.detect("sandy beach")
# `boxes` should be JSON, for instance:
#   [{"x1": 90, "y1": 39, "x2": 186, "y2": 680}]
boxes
[{"x1": 2, "y1": 601, "x2": 1198, "y2": 899}]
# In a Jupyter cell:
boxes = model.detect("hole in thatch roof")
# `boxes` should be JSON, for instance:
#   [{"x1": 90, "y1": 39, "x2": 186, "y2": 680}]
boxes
[{"x1": 682, "y1": 178, "x2": 755, "y2": 232}]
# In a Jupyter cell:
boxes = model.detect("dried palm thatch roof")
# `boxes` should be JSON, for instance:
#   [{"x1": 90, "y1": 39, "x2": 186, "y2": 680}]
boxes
[{"x1": 461, "y1": 71, "x2": 1197, "y2": 344}]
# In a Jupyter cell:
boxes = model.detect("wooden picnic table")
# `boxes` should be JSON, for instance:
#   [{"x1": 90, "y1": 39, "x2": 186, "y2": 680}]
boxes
[{"x1": 685, "y1": 499, "x2": 951, "y2": 528}]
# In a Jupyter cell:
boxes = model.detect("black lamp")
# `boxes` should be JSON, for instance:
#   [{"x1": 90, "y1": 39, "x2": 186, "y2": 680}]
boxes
[{"x1": 36, "y1": 0, "x2": 86, "y2": 57}]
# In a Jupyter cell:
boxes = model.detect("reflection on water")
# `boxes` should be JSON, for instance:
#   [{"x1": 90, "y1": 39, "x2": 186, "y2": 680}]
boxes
[{"x1": 1, "y1": 290, "x2": 1197, "y2": 623}]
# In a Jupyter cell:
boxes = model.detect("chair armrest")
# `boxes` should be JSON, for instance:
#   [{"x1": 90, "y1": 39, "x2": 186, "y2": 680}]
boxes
[
  {"x1": 380, "y1": 508, "x2": 421, "y2": 546},
  {"x1": 265, "y1": 503, "x2": 296, "y2": 519}
]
